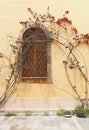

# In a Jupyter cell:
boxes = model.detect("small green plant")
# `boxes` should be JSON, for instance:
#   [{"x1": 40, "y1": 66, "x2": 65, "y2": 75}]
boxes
[
  {"x1": 84, "y1": 108, "x2": 89, "y2": 117},
  {"x1": 5, "y1": 112, "x2": 16, "y2": 117},
  {"x1": 57, "y1": 109, "x2": 65, "y2": 116},
  {"x1": 72, "y1": 110, "x2": 76, "y2": 115},
  {"x1": 75, "y1": 104, "x2": 84, "y2": 111},
  {"x1": 73, "y1": 105, "x2": 84, "y2": 117},
  {"x1": 25, "y1": 111, "x2": 32, "y2": 116},
  {"x1": 72, "y1": 104, "x2": 84, "y2": 115},
  {"x1": 44, "y1": 111, "x2": 49, "y2": 116},
  {"x1": 73, "y1": 105, "x2": 89, "y2": 117}
]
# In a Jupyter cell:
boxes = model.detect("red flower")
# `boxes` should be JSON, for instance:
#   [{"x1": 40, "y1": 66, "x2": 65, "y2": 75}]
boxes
[
  {"x1": 56, "y1": 18, "x2": 61, "y2": 25},
  {"x1": 56, "y1": 17, "x2": 72, "y2": 25},
  {"x1": 65, "y1": 11, "x2": 69, "y2": 14},
  {"x1": 73, "y1": 35, "x2": 80, "y2": 41},
  {"x1": 71, "y1": 27, "x2": 78, "y2": 34},
  {"x1": 43, "y1": 37, "x2": 47, "y2": 43},
  {"x1": 69, "y1": 66, "x2": 74, "y2": 69},
  {"x1": 61, "y1": 17, "x2": 72, "y2": 24},
  {"x1": 84, "y1": 33, "x2": 89, "y2": 39},
  {"x1": 49, "y1": 16, "x2": 55, "y2": 20}
]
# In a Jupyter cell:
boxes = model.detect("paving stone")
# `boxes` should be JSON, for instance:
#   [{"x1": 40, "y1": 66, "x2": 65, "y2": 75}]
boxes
[
  {"x1": 10, "y1": 125, "x2": 19, "y2": 130},
  {"x1": 0, "y1": 115, "x2": 89, "y2": 130},
  {"x1": 43, "y1": 127, "x2": 59, "y2": 130},
  {"x1": 60, "y1": 122, "x2": 71, "y2": 130},
  {"x1": 77, "y1": 117, "x2": 89, "y2": 130}
]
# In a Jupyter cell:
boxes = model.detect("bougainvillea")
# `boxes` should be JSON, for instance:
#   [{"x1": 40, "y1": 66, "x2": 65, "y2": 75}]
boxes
[
  {"x1": 19, "y1": 7, "x2": 89, "y2": 107},
  {"x1": 0, "y1": 7, "x2": 89, "y2": 108}
]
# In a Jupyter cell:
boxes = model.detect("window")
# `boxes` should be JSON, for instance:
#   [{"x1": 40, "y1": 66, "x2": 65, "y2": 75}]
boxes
[{"x1": 21, "y1": 27, "x2": 51, "y2": 82}]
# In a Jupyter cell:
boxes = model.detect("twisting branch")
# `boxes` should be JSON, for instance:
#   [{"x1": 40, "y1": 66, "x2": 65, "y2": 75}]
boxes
[{"x1": 0, "y1": 7, "x2": 89, "y2": 108}]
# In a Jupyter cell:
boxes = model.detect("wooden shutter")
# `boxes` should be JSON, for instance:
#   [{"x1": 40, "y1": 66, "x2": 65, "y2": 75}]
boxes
[{"x1": 22, "y1": 27, "x2": 47, "y2": 80}]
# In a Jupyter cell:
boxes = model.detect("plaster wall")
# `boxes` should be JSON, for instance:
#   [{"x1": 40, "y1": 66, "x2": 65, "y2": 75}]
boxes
[{"x1": 11, "y1": 41, "x2": 89, "y2": 100}]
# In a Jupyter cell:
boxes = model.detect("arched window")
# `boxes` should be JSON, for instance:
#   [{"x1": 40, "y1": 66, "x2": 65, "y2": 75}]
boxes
[{"x1": 21, "y1": 27, "x2": 51, "y2": 82}]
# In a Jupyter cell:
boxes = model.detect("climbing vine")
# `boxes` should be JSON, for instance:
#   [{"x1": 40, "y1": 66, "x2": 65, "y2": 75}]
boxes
[{"x1": 0, "y1": 7, "x2": 89, "y2": 108}]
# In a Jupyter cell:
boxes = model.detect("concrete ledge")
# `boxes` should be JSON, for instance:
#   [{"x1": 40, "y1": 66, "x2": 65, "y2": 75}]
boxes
[{"x1": 1, "y1": 98, "x2": 80, "y2": 111}]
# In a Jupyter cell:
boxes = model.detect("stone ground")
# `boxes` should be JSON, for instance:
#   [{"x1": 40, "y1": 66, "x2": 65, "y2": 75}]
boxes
[{"x1": 0, "y1": 115, "x2": 89, "y2": 130}]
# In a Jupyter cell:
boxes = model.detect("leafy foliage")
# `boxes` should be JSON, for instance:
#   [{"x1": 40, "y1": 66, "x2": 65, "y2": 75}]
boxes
[
  {"x1": 44, "y1": 111, "x2": 49, "y2": 116},
  {"x1": 57, "y1": 109, "x2": 65, "y2": 116},
  {"x1": 25, "y1": 111, "x2": 32, "y2": 116},
  {"x1": 4, "y1": 112, "x2": 16, "y2": 117},
  {"x1": 73, "y1": 105, "x2": 89, "y2": 117}
]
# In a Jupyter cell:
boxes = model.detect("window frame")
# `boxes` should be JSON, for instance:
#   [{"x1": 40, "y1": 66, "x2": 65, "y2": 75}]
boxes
[{"x1": 20, "y1": 27, "x2": 52, "y2": 83}]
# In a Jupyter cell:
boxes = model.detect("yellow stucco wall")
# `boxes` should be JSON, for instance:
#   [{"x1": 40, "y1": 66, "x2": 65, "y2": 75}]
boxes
[{"x1": 11, "y1": 40, "x2": 89, "y2": 100}]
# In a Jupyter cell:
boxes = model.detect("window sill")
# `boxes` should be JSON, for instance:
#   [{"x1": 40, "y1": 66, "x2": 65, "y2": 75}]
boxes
[{"x1": 20, "y1": 77, "x2": 52, "y2": 84}]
